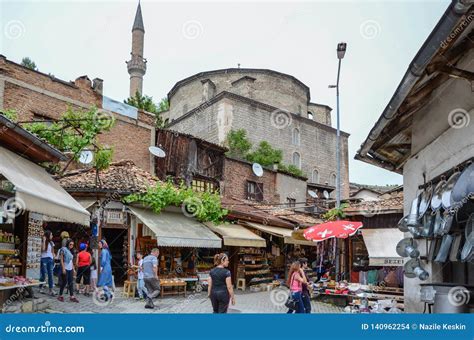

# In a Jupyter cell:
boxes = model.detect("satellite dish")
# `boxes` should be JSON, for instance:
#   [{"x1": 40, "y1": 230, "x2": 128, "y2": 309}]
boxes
[
  {"x1": 252, "y1": 163, "x2": 264, "y2": 177},
  {"x1": 404, "y1": 259, "x2": 429, "y2": 280},
  {"x1": 396, "y1": 238, "x2": 420, "y2": 258},
  {"x1": 78, "y1": 150, "x2": 93, "y2": 165},
  {"x1": 149, "y1": 146, "x2": 166, "y2": 158},
  {"x1": 308, "y1": 190, "x2": 318, "y2": 198},
  {"x1": 323, "y1": 190, "x2": 330, "y2": 199}
]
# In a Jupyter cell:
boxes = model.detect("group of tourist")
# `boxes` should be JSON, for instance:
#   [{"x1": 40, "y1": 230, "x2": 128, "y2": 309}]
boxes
[
  {"x1": 39, "y1": 229, "x2": 311, "y2": 313},
  {"x1": 38, "y1": 230, "x2": 113, "y2": 303}
]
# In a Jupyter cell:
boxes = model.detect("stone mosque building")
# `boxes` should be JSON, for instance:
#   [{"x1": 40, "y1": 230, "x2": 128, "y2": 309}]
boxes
[{"x1": 127, "y1": 3, "x2": 350, "y2": 198}]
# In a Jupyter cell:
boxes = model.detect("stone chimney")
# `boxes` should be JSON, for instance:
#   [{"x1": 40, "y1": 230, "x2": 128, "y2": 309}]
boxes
[
  {"x1": 75, "y1": 75, "x2": 92, "y2": 89},
  {"x1": 92, "y1": 78, "x2": 104, "y2": 95}
]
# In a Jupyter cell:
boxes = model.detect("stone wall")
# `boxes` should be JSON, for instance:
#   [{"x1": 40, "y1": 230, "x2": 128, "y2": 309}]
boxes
[
  {"x1": 308, "y1": 103, "x2": 331, "y2": 126},
  {"x1": 275, "y1": 172, "x2": 307, "y2": 204},
  {"x1": 170, "y1": 94, "x2": 350, "y2": 198},
  {"x1": 0, "y1": 55, "x2": 155, "y2": 172},
  {"x1": 168, "y1": 69, "x2": 310, "y2": 122}
]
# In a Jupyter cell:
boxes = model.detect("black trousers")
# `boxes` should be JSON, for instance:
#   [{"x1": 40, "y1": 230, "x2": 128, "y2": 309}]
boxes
[
  {"x1": 210, "y1": 290, "x2": 230, "y2": 313},
  {"x1": 59, "y1": 270, "x2": 74, "y2": 296}
]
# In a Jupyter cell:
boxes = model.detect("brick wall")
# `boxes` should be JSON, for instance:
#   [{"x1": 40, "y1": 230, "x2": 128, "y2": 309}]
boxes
[
  {"x1": 0, "y1": 55, "x2": 154, "y2": 172},
  {"x1": 222, "y1": 157, "x2": 279, "y2": 204}
]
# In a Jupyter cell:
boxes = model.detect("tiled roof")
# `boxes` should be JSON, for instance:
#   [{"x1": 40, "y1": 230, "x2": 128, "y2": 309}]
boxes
[
  {"x1": 221, "y1": 197, "x2": 323, "y2": 228},
  {"x1": 344, "y1": 191, "x2": 404, "y2": 215},
  {"x1": 58, "y1": 160, "x2": 158, "y2": 194}
]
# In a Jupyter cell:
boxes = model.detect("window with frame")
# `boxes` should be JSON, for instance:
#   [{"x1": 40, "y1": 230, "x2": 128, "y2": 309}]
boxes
[
  {"x1": 192, "y1": 179, "x2": 217, "y2": 193},
  {"x1": 292, "y1": 128, "x2": 300, "y2": 146},
  {"x1": 287, "y1": 197, "x2": 296, "y2": 207},
  {"x1": 330, "y1": 173, "x2": 337, "y2": 186},
  {"x1": 246, "y1": 181, "x2": 263, "y2": 202},
  {"x1": 311, "y1": 169, "x2": 319, "y2": 184},
  {"x1": 292, "y1": 152, "x2": 301, "y2": 169}
]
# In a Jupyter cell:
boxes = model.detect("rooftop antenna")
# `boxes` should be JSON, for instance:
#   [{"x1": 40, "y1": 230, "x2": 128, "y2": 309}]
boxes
[{"x1": 149, "y1": 145, "x2": 166, "y2": 158}]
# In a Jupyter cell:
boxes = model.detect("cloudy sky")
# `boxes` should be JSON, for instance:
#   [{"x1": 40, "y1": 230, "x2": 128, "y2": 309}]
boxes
[{"x1": 2, "y1": 0, "x2": 450, "y2": 186}]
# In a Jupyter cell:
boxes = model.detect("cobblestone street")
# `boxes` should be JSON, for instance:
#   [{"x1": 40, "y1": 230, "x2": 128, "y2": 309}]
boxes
[{"x1": 36, "y1": 288, "x2": 344, "y2": 314}]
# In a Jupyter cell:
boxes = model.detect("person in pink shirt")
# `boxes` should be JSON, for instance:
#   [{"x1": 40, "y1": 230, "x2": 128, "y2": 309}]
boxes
[{"x1": 286, "y1": 261, "x2": 307, "y2": 313}]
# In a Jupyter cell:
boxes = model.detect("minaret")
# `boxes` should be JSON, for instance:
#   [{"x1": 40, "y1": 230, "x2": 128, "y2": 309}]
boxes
[{"x1": 126, "y1": 2, "x2": 146, "y2": 96}]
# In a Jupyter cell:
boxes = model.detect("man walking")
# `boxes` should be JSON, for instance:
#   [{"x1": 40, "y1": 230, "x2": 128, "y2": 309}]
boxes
[{"x1": 142, "y1": 248, "x2": 161, "y2": 309}]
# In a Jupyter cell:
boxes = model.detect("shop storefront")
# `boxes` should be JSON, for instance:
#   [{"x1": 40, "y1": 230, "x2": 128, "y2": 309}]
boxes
[
  {"x1": 0, "y1": 127, "x2": 90, "y2": 309},
  {"x1": 128, "y1": 206, "x2": 222, "y2": 295}
]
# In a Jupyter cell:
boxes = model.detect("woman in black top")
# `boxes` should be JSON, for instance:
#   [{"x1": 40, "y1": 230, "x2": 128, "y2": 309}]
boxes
[{"x1": 208, "y1": 253, "x2": 235, "y2": 313}]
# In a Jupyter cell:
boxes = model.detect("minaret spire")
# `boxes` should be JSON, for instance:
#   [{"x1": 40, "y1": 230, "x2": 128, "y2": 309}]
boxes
[{"x1": 127, "y1": 1, "x2": 146, "y2": 96}]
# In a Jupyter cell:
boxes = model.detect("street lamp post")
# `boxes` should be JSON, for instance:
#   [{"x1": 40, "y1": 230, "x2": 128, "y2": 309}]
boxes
[{"x1": 329, "y1": 42, "x2": 347, "y2": 280}]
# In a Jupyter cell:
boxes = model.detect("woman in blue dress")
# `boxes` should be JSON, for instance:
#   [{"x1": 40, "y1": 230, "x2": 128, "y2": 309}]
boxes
[{"x1": 97, "y1": 239, "x2": 113, "y2": 300}]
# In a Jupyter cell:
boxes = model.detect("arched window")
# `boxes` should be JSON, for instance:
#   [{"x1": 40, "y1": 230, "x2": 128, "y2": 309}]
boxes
[
  {"x1": 307, "y1": 112, "x2": 314, "y2": 120},
  {"x1": 330, "y1": 173, "x2": 337, "y2": 186},
  {"x1": 292, "y1": 152, "x2": 301, "y2": 169},
  {"x1": 292, "y1": 128, "x2": 300, "y2": 146},
  {"x1": 311, "y1": 169, "x2": 319, "y2": 184}
]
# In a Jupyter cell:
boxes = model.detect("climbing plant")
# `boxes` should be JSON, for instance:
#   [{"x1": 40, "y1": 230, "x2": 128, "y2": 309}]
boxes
[
  {"x1": 225, "y1": 129, "x2": 305, "y2": 178},
  {"x1": 123, "y1": 181, "x2": 228, "y2": 224}
]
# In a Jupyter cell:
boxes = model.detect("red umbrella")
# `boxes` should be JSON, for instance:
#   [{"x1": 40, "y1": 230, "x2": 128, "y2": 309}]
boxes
[{"x1": 303, "y1": 220, "x2": 363, "y2": 242}]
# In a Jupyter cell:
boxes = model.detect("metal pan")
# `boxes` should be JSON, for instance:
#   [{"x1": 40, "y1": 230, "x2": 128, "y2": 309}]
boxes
[
  {"x1": 434, "y1": 234, "x2": 454, "y2": 263},
  {"x1": 431, "y1": 178, "x2": 446, "y2": 211},
  {"x1": 442, "y1": 171, "x2": 461, "y2": 210},
  {"x1": 460, "y1": 213, "x2": 474, "y2": 262},
  {"x1": 452, "y1": 162, "x2": 474, "y2": 205},
  {"x1": 420, "y1": 212, "x2": 435, "y2": 237},
  {"x1": 418, "y1": 185, "x2": 433, "y2": 219},
  {"x1": 433, "y1": 210, "x2": 445, "y2": 236},
  {"x1": 439, "y1": 213, "x2": 454, "y2": 236}
]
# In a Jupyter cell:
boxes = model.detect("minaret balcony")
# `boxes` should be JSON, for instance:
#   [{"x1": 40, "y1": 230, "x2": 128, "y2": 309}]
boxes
[{"x1": 126, "y1": 58, "x2": 147, "y2": 74}]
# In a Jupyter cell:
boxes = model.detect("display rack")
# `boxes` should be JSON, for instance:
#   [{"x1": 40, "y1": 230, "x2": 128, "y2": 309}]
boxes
[{"x1": 238, "y1": 248, "x2": 272, "y2": 287}]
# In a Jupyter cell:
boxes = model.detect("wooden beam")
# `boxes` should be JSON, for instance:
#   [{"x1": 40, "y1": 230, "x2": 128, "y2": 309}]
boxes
[{"x1": 440, "y1": 66, "x2": 474, "y2": 82}]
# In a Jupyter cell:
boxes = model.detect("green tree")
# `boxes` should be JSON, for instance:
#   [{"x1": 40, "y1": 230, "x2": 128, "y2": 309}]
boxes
[
  {"x1": 125, "y1": 92, "x2": 168, "y2": 128},
  {"x1": 22, "y1": 106, "x2": 115, "y2": 172},
  {"x1": 246, "y1": 141, "x2": 283, "y2": 166},
  {"x1": 21, "y1": 57, "x2": 37, "y2": 71},
  {"x1": 157, "y1": 97, "x2": 169, "y2": 113},
  {"x1": 225, "y1": 129, "x2": 252, "y2": 159}
]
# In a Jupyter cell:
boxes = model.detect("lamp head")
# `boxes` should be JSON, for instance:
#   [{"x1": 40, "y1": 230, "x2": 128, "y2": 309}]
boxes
[{"x1": 337, "y1": 42, "x2": 347, "y2": 59}]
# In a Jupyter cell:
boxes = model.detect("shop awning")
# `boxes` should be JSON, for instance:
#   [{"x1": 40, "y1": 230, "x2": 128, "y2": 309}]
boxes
[
  {"x1": 128, "y1": 206, "x2": 222, "y2": 248},
  {"x1": 205, "y1": 223, "x2": 266, "y2": 248},
  {"x1": 361, "y1": 228, "x2": 404, "y2": 266},
  {"x1": 0, "y1": 146, "x2": 90, "y2": 225},
  {"x1": 243, "y1": 222, "x2": 317, "y2": 246},
  {"x1": 76, "y1": 199, "x2": 97, "y2": 210}
]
